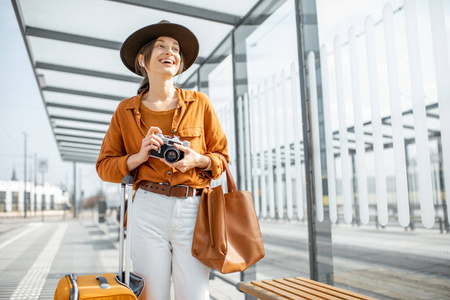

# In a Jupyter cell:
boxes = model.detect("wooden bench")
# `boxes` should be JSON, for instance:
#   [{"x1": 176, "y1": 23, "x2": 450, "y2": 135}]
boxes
[{"x1": 237, "y1": 277, "x2": 377, "y2": 300}]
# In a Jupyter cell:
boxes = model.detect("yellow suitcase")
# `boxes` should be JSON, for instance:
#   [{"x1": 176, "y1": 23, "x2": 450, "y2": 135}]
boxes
[
  {"x1": 54, "y1": 176, "x2": 144, "y2": 300},
  {"x1": 54, "y1": 273, "x2": 138, "y2": 300}
]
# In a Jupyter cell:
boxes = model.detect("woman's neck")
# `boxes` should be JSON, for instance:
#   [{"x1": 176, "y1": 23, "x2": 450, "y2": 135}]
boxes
[{"x1": 142, "y1": 76, "x2": 178, "y2": 111}]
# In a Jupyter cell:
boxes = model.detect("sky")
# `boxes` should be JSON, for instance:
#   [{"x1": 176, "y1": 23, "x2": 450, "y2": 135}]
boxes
[{"x1": 0, "y1": 0, "x2": 103, "y2": 198}]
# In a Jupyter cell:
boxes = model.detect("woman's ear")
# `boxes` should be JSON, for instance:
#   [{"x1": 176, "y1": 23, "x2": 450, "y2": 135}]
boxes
[{"x1": 138, "y1": 54, "x2": 145, "y2": 67}]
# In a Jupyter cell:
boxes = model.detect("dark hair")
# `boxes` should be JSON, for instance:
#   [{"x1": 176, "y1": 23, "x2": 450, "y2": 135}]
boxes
[{"x1": 135, "y1": 38, "x2": 185, "y2": 94}]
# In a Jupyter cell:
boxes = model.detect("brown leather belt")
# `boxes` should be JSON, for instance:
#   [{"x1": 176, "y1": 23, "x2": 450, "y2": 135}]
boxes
[{"x1": 139, "y1": 180, "x2": 202, "y2": 198}]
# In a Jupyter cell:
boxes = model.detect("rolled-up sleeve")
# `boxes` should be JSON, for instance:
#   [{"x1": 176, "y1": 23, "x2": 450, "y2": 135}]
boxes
[{"x1": 96, "y1": 109, "x2": 131, "y2": 183}]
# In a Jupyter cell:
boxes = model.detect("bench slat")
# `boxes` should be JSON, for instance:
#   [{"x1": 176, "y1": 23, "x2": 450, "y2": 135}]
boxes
[
  {"x1": 237, "y1": 277, "x2": 376, "y2": 300},
  {"x1": 262, "y1": 280, "x2": 325, "y2": 300},
  {"x1": 285, "y1": 278, "x2": 358, "y2": 300},
  {"x1": 274, "y1": 279, "x2": 343, "y2": 300},
  {"x1": 294, "y1": 278, "x2": 377, "y2": 300},
  {"x1": 238, "y1": 282, "x2": 285, "y2": 300},
  {"x1": 252, "y1": 281, "x2": 305, "y2": 299}
]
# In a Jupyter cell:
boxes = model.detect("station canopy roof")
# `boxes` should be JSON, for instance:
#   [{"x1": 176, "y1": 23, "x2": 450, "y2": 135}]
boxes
[{"x1": 12, "y1": 0, "x2": 259, "y2": 164}]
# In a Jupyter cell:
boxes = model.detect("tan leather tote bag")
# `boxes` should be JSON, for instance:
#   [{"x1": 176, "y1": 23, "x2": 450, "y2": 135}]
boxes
[{"x1": 191, "y1": 155, "x2": 265, "y2": 274}]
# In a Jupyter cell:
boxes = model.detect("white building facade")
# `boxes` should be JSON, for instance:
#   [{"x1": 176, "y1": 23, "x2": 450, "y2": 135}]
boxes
[{"x1": 0, "y1": 180, "x2": 69, "y2": 213}]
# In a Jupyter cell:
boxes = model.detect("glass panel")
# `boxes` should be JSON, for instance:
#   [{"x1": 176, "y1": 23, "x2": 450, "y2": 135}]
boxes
[
  {"x1": 165, "y1": 0, "x2": 258, "y2": 17},
  {"x1": 47, "y1": 107, "x2": 112, "y2": 123},
  {"x1": 37, "y1": 69, "x2": 138, "y2": 97},
  {"x1": 208, "y1": 54, "x2": 236, "y2": 172},
  {"x1": 43, "y1": 92, "x2": 120, "y2": 112},
  {"x1": 20, "y1": 0, "x2": 232, "y2": 60},
  {"x1": 29, "y1": 37, "x2": 129, "y2": 75},
  {"x1": 314, "y1": 0, "x2": 450, "y2": 298},
  {"x1": 199, "y1": 35, "x2": 236, "y2": 175},
  {"x1": 244, "y1": 0, "x2": 309, "y2": 279}
]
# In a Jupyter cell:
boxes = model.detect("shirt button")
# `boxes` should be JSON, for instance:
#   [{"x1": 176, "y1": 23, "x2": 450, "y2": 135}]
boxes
[
  {"x1": 168, "y1": 170, "x2": 172, "y2": 175},
  {"x1": 172, "y1": 129, "x2": 177, "y2": 133}
]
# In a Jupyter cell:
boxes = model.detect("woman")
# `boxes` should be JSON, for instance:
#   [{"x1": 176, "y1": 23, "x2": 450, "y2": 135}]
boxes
[{"x1": 96, "y1": 20, "x2": 229, "y2": 300}]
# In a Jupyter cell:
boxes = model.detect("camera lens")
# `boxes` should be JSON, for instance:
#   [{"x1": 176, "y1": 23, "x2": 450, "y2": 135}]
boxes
[{"x1": 164, "y1": 148, "x2": 180, "y2": 163}]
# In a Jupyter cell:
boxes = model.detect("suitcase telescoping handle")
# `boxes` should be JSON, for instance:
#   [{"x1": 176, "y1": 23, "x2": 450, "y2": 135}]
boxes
[{"x1": 119, "y1": 175, "x2": 134, "y2": 286}]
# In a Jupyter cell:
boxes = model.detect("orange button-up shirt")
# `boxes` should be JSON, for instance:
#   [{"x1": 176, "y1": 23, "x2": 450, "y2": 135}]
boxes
[{"x1": 96, "y1": 88, "x2": 229, "y2": 190}]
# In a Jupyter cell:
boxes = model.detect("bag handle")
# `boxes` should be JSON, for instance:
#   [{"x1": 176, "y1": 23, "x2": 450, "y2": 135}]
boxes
[{"x1": 215, "y1": 153, "x2": 236, "y2": 192}]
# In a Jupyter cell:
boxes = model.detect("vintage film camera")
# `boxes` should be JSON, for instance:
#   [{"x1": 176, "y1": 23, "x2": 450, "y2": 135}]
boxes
[{"x1": 150, "y1": 133, "x2": 190, "y2": 163}]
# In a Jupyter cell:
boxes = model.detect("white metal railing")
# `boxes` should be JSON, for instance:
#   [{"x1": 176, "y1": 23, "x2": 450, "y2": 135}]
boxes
[
  {"x1": 429, "y1": 0, "x2": 450, "y2": 228},
  {"x1": 313, "y1": 0, "x2": 448, "y2": 228},
  {"x1": 214, "y1": 0, "x2": 449, "y2": 229},
  {"x1": 245, "y1": 67, "x2": 306, "y2": 221}
]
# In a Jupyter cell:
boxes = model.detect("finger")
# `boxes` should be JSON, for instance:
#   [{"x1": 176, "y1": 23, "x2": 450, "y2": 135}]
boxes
[
  {"x1": 149, "y1": 137, "x2": 163, "y2": 146},
  {"x1": 174, "y1": 143, "x2": 189, "y2": 152},
  {"x1": 142, "y1": 135, "x2": 152, "y2": 143},
  {"x1": 148, "y1": 126, "x2": 163, "y2": 135},
  {"x1": 150, "y1": 144, "x2": 161, "y2": 151},
  {"x1": 153, "y1": 136, "x2": 164, "y2": 145},
  {"x1": 147, "y1": 145, "x2": 161, "y2": 157}
]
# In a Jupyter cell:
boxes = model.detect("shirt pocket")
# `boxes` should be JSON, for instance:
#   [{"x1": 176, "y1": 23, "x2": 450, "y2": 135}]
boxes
[{"x1": 177, "y1": 127, "x2": 204, "y2": 152}]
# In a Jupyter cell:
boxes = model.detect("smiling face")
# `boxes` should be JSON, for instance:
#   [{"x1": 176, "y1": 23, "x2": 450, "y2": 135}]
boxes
[{"x1": 145, "y1": 36, "x2": 182, "y2": 78}]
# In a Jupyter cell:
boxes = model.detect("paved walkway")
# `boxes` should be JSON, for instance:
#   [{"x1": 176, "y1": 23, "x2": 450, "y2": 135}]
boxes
[
  {"x1": 0, "y1": 211, "x2": 449, "y2": 299},
  {"x1": 0, "y1": 211, "x2": 241, "y2": 300}
]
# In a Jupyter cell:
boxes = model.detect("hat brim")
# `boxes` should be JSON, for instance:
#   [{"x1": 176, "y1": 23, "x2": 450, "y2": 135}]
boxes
[{"x1": 120, "y1": 22, "x2": 199, "y2": 76}]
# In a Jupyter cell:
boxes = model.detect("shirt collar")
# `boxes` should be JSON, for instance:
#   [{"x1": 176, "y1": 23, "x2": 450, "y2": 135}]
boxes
[{"x1": 126, "y1": 88, "x2": 196, "y2": 111}]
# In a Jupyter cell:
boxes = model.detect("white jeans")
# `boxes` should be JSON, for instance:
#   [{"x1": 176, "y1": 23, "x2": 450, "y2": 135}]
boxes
[{"x1": 130, "y1": 188, "x2": 210, "y2": 300}]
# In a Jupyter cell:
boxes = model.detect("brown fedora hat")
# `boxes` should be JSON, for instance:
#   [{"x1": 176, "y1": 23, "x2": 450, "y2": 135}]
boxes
[{"x1": 120, "y1": 20, "x2": 199, "y2": 76}]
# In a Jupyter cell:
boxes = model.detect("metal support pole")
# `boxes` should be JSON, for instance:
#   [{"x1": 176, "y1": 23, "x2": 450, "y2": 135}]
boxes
[
  {"x1": 73, "y1": 162, "x2": 77, "y2": 218},
  {"x1": 34, "y1": 154, "x2": 37, "y2": 214},
  {"x1": 351, "y1": 150, "x2": 360, "y2": 226},
  {"x1": 438, "y1": 137, "x2": 449, "y2": 232},
  {"x1": 23, "y1": 132, "x2": 27, "y2": 218},
  {"x1": 294, "y1": 0, "x2": 317, "y2": 281},
  {"x1": 405, "y1": 142, "x2": 414, "y2": 230}
]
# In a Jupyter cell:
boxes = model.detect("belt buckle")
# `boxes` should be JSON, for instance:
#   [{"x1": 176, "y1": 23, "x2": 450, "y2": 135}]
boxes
[{"x1": 178, "y1": 185, "x2": 194, "y2": 198}]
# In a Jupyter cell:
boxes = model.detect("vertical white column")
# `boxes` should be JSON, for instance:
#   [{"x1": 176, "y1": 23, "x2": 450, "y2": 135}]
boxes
[
  {"x1": 291, "y1": 64, "x2": 305, "y2": 220},
  {"x1": 259, "y1": 85, "x2": 268, "y2": 217},
  {"x1": 348, "y1": 27, "x2": 370, "y2": 225},
  {"x1": 429, "y1": 0, "x2": 450, "y2": 224},
  {"x1": 250, "y1": 90, "x2": 260, "y2": 216},
  {"x1": 281, "y1": 69, "x2": 294, "y2": 219},
  {"x1": 365, "y1": 16, "x2": 388, "y2": 226},
  {"x1": 334, "y1": 36, "x2": 353, "y2": 224},
  {"x1": 320, "y1": 45, "x2": 338, "y2": 223},
  {"x1": 237, "y1": 96, "x2": 246, "y2": 190},
  {"x1": 308, "y1": 51, "x2": 324, "y2": 222},
  {"x1": 273, "y1": 74, "x2": 284, "y2": 219},
  {"x1": 404, "y1": 0, "x2": 435, "y2": 228},
  {"x1": 265, "y1": 80, "x2": 276, "y2": 218},
  {"x1": 383, "y1": 3, "x2": 410, "y2": 227},
  {"x1": 244, "y1": 93, "x2": 253, "y2": 193}
]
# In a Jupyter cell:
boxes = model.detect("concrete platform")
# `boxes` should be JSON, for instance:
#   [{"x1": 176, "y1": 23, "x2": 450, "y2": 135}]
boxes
[{"x1": 0, "y1": 210, "x2": 449, "y2": 300}]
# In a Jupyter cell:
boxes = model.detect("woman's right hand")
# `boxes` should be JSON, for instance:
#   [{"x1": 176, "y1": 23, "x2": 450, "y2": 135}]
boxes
[
  {"x1": 138, "y1": 126, "x2": 164, "y2": 162},
  {"x1": 127, "y1": 126, "x2": 164, "y2": 172}
]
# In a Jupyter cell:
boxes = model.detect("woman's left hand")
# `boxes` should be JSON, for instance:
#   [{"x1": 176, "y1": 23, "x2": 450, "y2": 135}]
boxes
[{"x1": 159, "y1": 144, "x2": 210, "y2": 173}]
